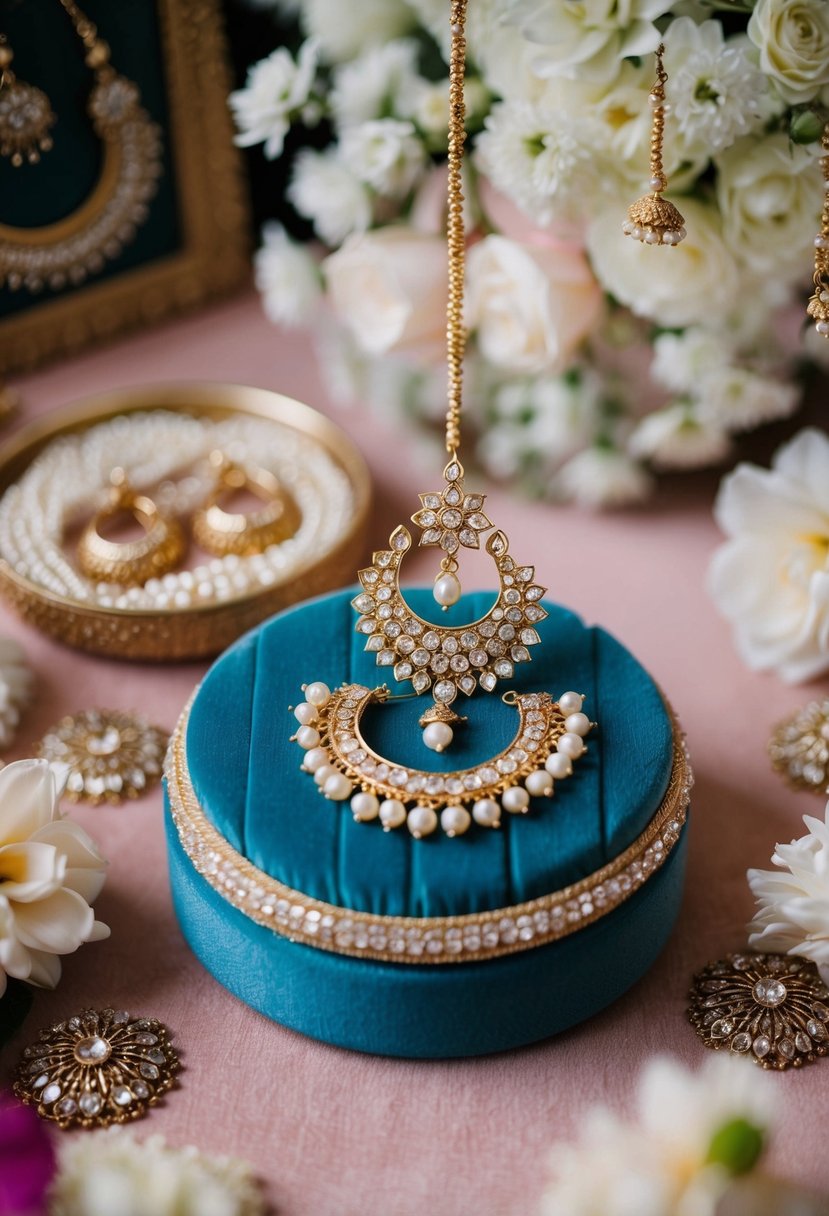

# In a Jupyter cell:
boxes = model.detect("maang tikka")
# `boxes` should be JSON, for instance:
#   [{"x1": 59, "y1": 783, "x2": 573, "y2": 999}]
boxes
[{"x1": 291, "y1": 0, "x2": 596, "y2": 836}]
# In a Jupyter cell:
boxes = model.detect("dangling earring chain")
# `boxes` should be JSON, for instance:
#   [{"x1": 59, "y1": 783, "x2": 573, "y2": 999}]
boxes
[
  {"x1": 445, "y1": 0, "x2": 467, "y2": 458},
  {"x1": 808, "y1": 123, "x2": 829, "y2": 341},
  {"x1": 623, "y1": 43, "x2": 686, "y2": 248}
]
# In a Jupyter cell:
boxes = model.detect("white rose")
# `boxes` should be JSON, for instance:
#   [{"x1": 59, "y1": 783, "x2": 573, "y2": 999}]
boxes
[
  {"x1": 748, "y1": 0, "x2": 829, "y2": 105},
  {"x1": 300, "y1": 0, "x2": 416, "y2": 63},
  {"x1": 330, "y1": 41, "x2": 421, "y2": 128},
  {"x1": 557, "y1": 447, "x2": 652, "y2": 509},
  {"x1": 651, "y1": 328, "x2": 735, "y2": 394},
  {"x1": 708, "y1": 428, "x2": 829, "y2": 682},
  {"x1": 287, "y1": 150, "x2": 371, "y2": 247},
  {"x1": 716, "y1": 134, "x2": 824, "y2": 281},
  {"x1": 323, "y1": 227, "x2": 447, "y2": 360},
  {"x1": 228, "y1": 40, "x2": 319, "y2": 160},
  {"x1": 465, "y1": 235, "x2": 602, "y2": 374},
  {"x1": 340, "y1": 119, "x2": 426, "y2": 198},
  {"x1": 586, "y1": 198, "x2": 741, "y2": 329},
  {"x1": 695, "y1": 366, "x2": 800, "y2": 433},
  {"x1": 629, "y1": 405, "x2": 731, "y2": 470},
  {"x1": 254, "y1": 223, "x2": 321, "y2": 328}
]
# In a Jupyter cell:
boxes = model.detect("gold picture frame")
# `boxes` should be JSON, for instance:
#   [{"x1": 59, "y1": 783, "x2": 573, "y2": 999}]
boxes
[{"x1": 0, "y1": 0, "x2": 250, "y2": 375}]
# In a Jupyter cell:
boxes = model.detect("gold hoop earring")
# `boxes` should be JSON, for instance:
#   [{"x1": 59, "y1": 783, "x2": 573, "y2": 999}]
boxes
[
  {"x1": 290, "y1": 681, "x2": 595, "y2": 837},
  {"x1": 0, "y1": 32, "x2": 56, "y2": 166},
  {"x1": 623, "y1": 43, "x2": 686, "y2": 248},
  {"x1": 192, "y1": 451, "x2": 299, "y2": 557},
  {"x1": 77, "y1": 468, "x2": 185, "y2": 586}
]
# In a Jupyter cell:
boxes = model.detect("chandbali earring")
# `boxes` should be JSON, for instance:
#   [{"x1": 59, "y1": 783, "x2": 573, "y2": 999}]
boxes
[
  {"x1": 623, "y1": 43, "x2": 686, "y2": 248},
  {"x1": 0, "y1": 32, "x2": 56, "y2": 165},
  {"x1": 76, "y1": 467, "x2": 186, "y2": 585},
  {"x1": 192, "y1": 450, "x2": 300, "y2": 557},
  {"x1": 291, "y1": 681, "x2": 594, "y2": 837},
  {"x1": 807, "y1": 123, "x2": 829, "y2": 342}
]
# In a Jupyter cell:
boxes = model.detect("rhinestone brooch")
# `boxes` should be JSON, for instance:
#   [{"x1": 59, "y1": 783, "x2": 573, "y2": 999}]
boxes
[
  {"x1": 14, "y1": 1008, "x2": 179, "y2": 1128},
  {"x1": 769, "y1": 700, "x2": 829, "y2": 793},
  {"x1": 688, "y1": 952, "x2": 829, "y2": 1070},
  {"x1": 37, "y1": 709, "x2": 168, "y2": 804}
]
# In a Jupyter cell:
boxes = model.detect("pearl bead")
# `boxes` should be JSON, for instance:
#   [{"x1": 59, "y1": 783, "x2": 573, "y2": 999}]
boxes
[
  {"x1": 622, "y1": 221, "x2": 633, "y2": 234},
  {"x1": 305, "y1": 682, "x2": 331, "y2": 707},
  {"x1": 314, "y1": 764, "x2": 337, "y2": 787},
  {"x1": 557, "y1": 732, "x2": 585, "y2": 759},
  {"x1": 558, "y1": 691, "x2": 584, "y2": 716},
  {"x1": 302, "y1": 747, "x2": 329, "y2": 773},
  {"x1": 649, "y1": 176, "x2": 664, "y2": 191},
  {"x1": 296, "y1": 725, "x2": 321, "y2": 750},
  {"x1": 644, "y1": 229, "x2": 658, "y2": 244},
  {"x1": 545, "y1": 752, "x2": 572, "y2": 779},
  {"x1": 817, "y1": 321, "x2": 829, "y2": 336},
  {"x1": 564, "y1": 712, "x2": 591, "y2": 737},
  {"x1": 423, "y1": 720, "x2": 453, "y2": 752},
  {"x1": 472, "y1": 798, "x2": 500, "y2": 828},
  {"x1": 379, "y1": 799, "x2": 407, "y2": 830},
  {"x1": 815, "y1": 236, "x2": 829, "y2": 249},
  {"x1": 351, "y1": 792, "x2": 379, "y2": 821},
  {"x1": 433, "y1": 572, "x2": 461, "y2": 607},
  {"x1": 440, "y1": 806, "x2": 471, "y2": 836},
  {"x1": 525, "y1": 770, "x2": 553, "y2": 797},
  {"x1": 501, "y1": 786, "x2": 530, "y2": 814},
  {"x1": 323, "y1": 772, "x2": 353, "y2": 801},
  {"x1": 294, "y1": 702, "x2": 317, "y2": 725},
  {"x1": 407, "y1": 805, "x2": 438, "y2": 838}
]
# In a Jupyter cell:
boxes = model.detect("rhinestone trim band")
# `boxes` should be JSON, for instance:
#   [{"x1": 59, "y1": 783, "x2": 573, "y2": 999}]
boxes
[{"x1": 165, "y1": 697, "x2": 692, "y2": 966}]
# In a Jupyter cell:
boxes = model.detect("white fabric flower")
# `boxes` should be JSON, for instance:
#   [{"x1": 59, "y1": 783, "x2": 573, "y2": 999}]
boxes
[
  {"x1": 340, "y1": 119, "x2": 426, "y2": 198},
  {"x1": 629, "y1": 404, "x2": 731, "y2": 470},
  {"x1": 299, "y1": 0, "x2": 416, "y2": 64},
  {"x1": 465, "y1": 235, "x2": 601, "y2": 375},
  {"x1": 229, "y1": 40, "x2": 319, "y2": 160},
  {"x1": 50, "y1": 1129, "x2": 265, "y2": 1216},
  {"x1": 506, "y1": 0, "x2": 671, "y2": 85},
  {"x1": 476, "y1": 97, "x2": 605, "y2": 226},
  {"x1": 254, "y1": 223, "x2": 321, "y2": 329},
  {"x1": 541, "y1": 1054, "x2": 774, "y2": 1216},
  {"x1": 330, "y1": 40, "x2": 421, "y2": 128},
  {"x1": 587, "y1": 198, "x2": 741, "y2": 329},
  {"x1": 717, "y1": 134, "x2": 824, "y2": 281},
  {"x1": 696, "y1": 366, "x2": 799, "y2": 434},
  {"x1": 557, "y1": 447, "x2": 652, "y2": 509},
  {"x1": 747, "y1": 0, "x2": 829, "y2": 105},
  {"x1": 663, "y1": 20, "x2": 774, "y2": 157},
  {"x1": 708, "y1": 428, "x2": 829, "y2": 682},
  {"x1": 323, "y1": 227, "x2": 447, "y2": 360},
  {"x1": 748, "y1": 804, "x2": 829, "y2": 987},
  {"x1": 287, "y1": 150, "x2": 371, "y2": 246},
  {"x1": 0, "y1": 759, "x2": 109, "y2": 997},
  {"x1": 651, "y1": 328, "x2": 735, "y2": 395},
  {"x1": 0, "y1": 637, "x2": 32, "y2": 749}
]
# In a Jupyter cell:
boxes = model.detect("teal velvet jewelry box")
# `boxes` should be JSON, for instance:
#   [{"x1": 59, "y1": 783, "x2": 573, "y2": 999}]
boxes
[{"x1": 165, "y1": 588, "x2": 691, "y2": 1059}]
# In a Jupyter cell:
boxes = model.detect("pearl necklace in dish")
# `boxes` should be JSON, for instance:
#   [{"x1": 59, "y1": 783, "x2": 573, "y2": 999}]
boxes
[{"x1": 0, "y1": 410, "x2": 354, "y2": 611}]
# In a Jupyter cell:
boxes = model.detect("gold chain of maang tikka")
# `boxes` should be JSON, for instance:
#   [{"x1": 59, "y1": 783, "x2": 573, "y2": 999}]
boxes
[{"x1": 444, "y1": 0, "x2": 468, "y2": 457}]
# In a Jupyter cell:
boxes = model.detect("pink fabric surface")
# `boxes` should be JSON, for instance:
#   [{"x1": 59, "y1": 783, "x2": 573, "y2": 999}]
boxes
[{"x1": 1, "y1": 293, "x2": 828, "y2": 1214}]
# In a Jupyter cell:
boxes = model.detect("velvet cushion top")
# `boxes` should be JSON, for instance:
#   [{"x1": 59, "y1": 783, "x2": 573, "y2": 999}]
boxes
[{"x1": 185, "y1": 588, "x2": 674, "y2": 920}]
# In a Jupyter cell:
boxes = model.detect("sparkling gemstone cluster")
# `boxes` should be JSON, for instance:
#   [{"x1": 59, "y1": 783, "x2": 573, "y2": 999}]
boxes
[
  {"x1": 37, "y1": 708, "x2": 167, "y2": 804},
  {"x1": 769, "y1": 698, "x2": 829, "y2": 793},
  {"x1": 14, "y1": 1008, "x2": 179, "y2": 1128},
  {"x1": 292, "y1": 682, "x2": 595, "y2": 836},
  {"x1": 688, "y1": 952, "x2": 829, "y2": 1070}
]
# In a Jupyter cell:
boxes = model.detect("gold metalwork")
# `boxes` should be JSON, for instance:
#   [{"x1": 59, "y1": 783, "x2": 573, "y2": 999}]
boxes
[
  {"x1": 192, "y1": 450, "x2": 300, "y2": 557},
  {"x1": 0, "y1": 33, "x2": 55, "y2": 166},
  {"x1": 0, "y1": 0, "x2": 250, "y2": 375},
  {"x1": 37, "y1": 708, "x2": 168, "y2": 803},
  {"x1": 354, "y1": 456, "x2": 547, "y2": 704},
  {"x1": 688, "y1": 952, "x2": 829, "y2": 1070},
  {"x1": 0, "y1": 382, "x2": 371, "y2": 661},
  {"x1": 445, "y1": 0, "x2": 467, "y2": 455},
  {"x1": 807, "y1": 124, "x2": 829, "y2": 341},
  {"x1": 0, "y1": 0, "x2": 163, "y2": 293},
  {"x1": 77, "y1": 468, "x2": 186, "y2": 585},
  {"x1": 623, "y1": 44, "x2": 686, "y2": 247},
  {"x1": 769, "y1": 699, "x2": 829, "y2": 793},
  {"x1": 14, "y1": 1007, "x2": 179, "y2": 1128},
  {"x1": 417, "y1": 701, "x2": 465, "y2": 730},
  {"x1": 167, "y1": 694, "x2": 691, "y2": 964}
]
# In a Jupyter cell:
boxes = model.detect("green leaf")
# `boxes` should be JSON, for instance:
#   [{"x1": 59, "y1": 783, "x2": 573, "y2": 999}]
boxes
[{"x1": 706, "y1": 1118, "x2": 765, "y2": 1177}]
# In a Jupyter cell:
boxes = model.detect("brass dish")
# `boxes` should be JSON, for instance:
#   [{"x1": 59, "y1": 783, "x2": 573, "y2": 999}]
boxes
[{"x1": 0, "y1": 382, "x2": 371, "y2": 661}]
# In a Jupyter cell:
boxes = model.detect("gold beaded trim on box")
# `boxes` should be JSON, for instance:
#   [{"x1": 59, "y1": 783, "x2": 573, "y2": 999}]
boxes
[{"x1": 165, "y1": 697, "x2": 692, "y2": 966}]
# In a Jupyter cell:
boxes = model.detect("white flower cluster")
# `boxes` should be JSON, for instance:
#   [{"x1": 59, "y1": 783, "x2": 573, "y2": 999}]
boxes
[{"x1": 230, "y1": 0, "x2": 828, "y2": 507}]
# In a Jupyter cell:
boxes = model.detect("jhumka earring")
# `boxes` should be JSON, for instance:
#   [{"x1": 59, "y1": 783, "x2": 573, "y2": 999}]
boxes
[
  {"x1": 0, "y1": 32, "x2": 56, "y2": 165},
  {"x1": 807, "y1": 123, "x2": 829, "y2": 341},
  {"x1": 290, "y1": 0, "x2": 596, "y2": 836},
  {"x1": 623, "y1": 43, "x2": 686, "y2": 248},
  {"x1": 192, "y1": 450, "x2": 300, "y2": 557},
  {"x1": 77, "y1": 468, "x2": 185, "y2": 586}
]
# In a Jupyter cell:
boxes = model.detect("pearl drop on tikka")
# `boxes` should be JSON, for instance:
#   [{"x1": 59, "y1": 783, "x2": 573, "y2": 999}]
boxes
[
  {"x1": 423, "y1": 720, "x2": 453, "y2": 752},
  {"x1": 525, "y1": 770, "x2": 553, "y2": 798},
  {"x1": 501, "y1": 786, "x2": 530, "y2": 814},
  {"x1": 440, "y1": 806, "x2": 471, "y2": 836},
  {"x1": 558, "y1": 691, "x2": 584, "y2": 717},
  {"x1": 323, "y1": 772, "x2": 353, "y2": 801},
  {"x1": 557, "y1": 732, "x2": 585, "y2": 760},
  {"x1": 472, "y1": 798, "x2": 501, "y2": 828},
  {"x1": 380, "y1": 799, "x2": 407, "y2": 829},
  {"x1": 295, "y1": 725, "x2": 320, "y2": 750},
  {"x1": 304, "y1": 682, "x2": 331, "y2": 707},
  {"x1": 407, "y1": 805, "x2": 438, "y2": 838},
  {"x1": 294, "y1": 702, "x2": 317, "y2": 725},
  {"x1": 433, "y1": 571, "x2": 461, "y2": 608},
  {"x1": 302, "y1": 747, "x2": 328, "y2": 773},
  {"x1": 545, "y1": 752, "x2": 572, "y2": 779},
  {"x1": 564, "y1": 712, "x2": 591, "y2": 737},
  {"x1": 351, "y1": 791, "x2": 379, "y2": 821}
]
